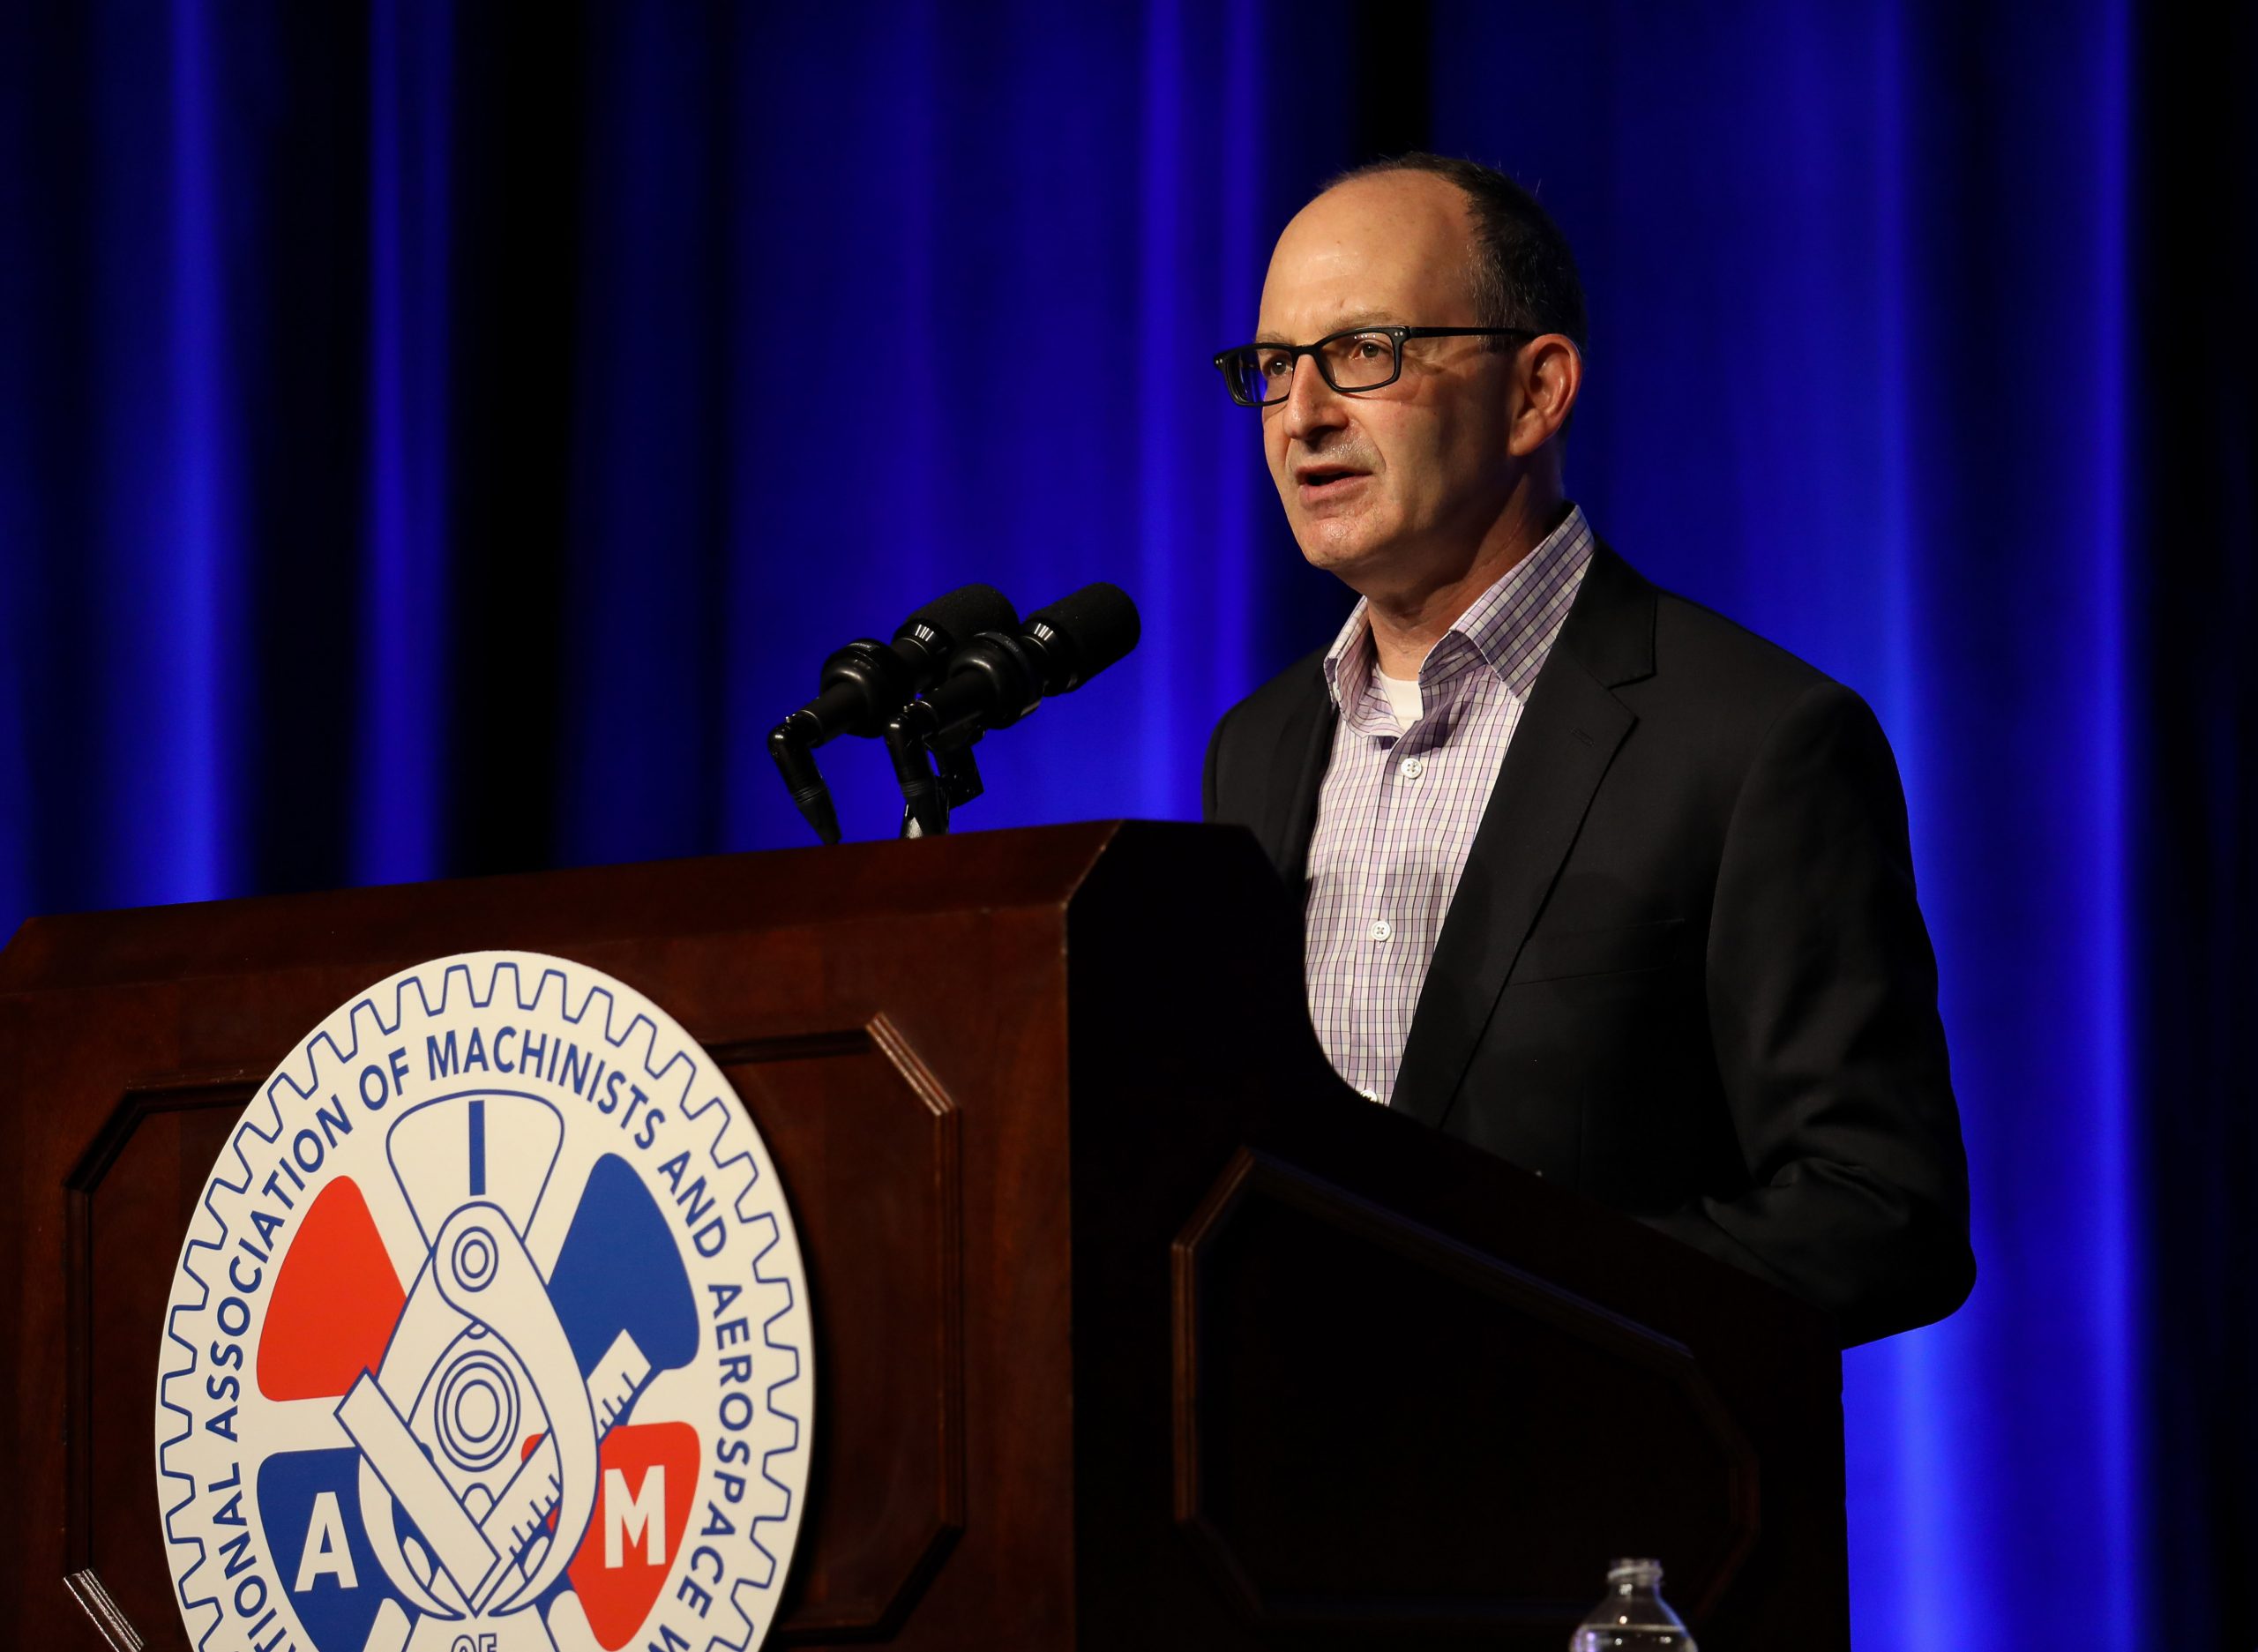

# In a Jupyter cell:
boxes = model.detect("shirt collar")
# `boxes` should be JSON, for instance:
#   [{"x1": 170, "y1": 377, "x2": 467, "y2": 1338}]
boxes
[{"x1": 1320, "y1": 503, "x2": 1596, "y2": 716}]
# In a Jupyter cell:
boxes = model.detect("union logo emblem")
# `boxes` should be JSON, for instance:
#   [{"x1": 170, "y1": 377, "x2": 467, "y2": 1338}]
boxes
[{"x1": 154, "y1": 953, "x2": 814, "y2": 1652}]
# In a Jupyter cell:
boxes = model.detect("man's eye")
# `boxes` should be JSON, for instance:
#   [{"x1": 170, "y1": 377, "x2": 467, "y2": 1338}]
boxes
[
  {"x1": 1354, "y1": 338, "x2": 1387, "y2": 359},
  {"x1": 1257, "y1": 353, "x2": 1292, "y2": 378}
]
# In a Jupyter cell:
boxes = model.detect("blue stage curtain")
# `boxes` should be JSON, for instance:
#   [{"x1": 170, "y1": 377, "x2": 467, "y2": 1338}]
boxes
[{"x1": 2, "y1": 3, "x2": 2249, "y2": 1646}]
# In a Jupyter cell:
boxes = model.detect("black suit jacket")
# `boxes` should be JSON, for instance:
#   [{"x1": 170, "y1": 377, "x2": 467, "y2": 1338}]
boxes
[{"x1": 1204, "y1": 541, "x2": 1975, "y2": 1345}]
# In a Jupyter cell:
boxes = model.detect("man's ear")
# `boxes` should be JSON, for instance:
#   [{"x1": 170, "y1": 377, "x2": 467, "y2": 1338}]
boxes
[{"x1": 1508, "y1": 334, "x2": 1582, "y2": 457}]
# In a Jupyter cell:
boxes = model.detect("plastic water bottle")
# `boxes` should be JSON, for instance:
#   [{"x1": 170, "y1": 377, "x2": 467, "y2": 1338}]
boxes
[{"x1": 1569, "y1": 1558, "x2": 1699, "y2": 1649}]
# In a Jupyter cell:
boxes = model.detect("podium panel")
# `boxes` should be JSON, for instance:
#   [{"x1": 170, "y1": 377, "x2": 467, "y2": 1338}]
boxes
[{"x1": 0, "y1": 822, "x2": 1846, "y2": 1650}]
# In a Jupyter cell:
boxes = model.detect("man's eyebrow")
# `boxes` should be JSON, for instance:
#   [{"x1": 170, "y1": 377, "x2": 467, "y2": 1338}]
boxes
[{"x1": 1252, "y1": 314, "x2": 1406, "y2": 344}]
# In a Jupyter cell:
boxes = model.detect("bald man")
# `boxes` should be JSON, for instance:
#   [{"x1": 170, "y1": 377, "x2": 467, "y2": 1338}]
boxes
[{"x1": 1204, "y1": 155, "x2": 1974, "y2": 1346}]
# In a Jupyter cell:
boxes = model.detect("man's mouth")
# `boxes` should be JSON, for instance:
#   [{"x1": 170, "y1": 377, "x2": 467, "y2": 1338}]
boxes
[{"x1": 1295, "y1": 463, "x2": 1368, "y2": 499}]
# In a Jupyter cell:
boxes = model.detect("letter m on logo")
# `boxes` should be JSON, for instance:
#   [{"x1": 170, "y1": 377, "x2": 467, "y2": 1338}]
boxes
[
  {"x1": 564, "y1": 1420, "x2": 697, "y2": 1642},
  {"x1": 604, "y1": 1465, "x2": 666, "y2": 1567}
]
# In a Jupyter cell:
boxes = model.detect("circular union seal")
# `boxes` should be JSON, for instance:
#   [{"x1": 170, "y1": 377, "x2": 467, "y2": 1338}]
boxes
[{"x1": 154, "y1": 953, "x2": 814, "y2": 1652}]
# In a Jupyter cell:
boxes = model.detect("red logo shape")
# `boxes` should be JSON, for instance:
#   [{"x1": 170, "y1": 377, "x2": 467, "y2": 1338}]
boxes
[
  {"x1": 257, "y1": 1175, "x2": 407, "y2": 1402},
  {"x1": 523, "y1": 1422, "x2": 701, "y2": 1649}
]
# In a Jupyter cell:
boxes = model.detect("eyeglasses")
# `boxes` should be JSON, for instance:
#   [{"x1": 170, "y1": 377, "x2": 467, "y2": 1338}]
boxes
[{"x1": 1212, "y1": 325, "x2": 1535, "y2": 407}]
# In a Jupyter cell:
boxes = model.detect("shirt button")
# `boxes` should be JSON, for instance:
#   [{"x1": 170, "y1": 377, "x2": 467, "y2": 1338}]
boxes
[
  {"x1": 1358, "y1": 1086, "x2": 1380, "y2": 1103},
  {"x1": 1400, "y1": 757, "x2": 1424, "y2": 780},
  {"x1": 1369, "y1": 919, "x2": 1393, "y2": 942}
]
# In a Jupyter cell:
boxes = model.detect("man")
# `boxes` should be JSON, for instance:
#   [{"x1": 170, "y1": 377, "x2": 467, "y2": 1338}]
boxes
[{"x1": 1203, "y1": 154, "x2": 1973, "y2": 1346}]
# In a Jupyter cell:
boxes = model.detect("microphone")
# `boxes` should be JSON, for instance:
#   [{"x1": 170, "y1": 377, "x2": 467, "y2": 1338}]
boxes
[
  {"x1": 886, "y1": 582, "x2": 1140, "y2": 836},
  {"x1": 903, "y1": 582, "x2": 1140, "y2": 741},
  {"x1": 768, "y1": 582, "x2": 1019, "y2": 844}
]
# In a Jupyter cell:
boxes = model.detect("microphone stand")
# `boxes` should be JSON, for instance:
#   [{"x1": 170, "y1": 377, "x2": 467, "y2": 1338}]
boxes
[{"x1": 885, "y1": 705, "x2": 985, "y2": 838}]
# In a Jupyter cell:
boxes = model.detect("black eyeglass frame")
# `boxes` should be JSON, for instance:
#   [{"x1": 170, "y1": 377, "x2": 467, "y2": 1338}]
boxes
[{"x1": 1211, "y1": 325, "x2": 1537, "y2": 407}]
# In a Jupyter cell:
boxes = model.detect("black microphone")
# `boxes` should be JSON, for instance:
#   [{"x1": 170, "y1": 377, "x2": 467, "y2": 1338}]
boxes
[
  {"x1": 907, "y1": 582, "x2": 1140, "y2": 740},
  {"x1": 886, "y1": 582, "x2": 1140, "y2": 835},
  {"x1": 769, "y1": 582, "x2": 1019, "y2": 844}
]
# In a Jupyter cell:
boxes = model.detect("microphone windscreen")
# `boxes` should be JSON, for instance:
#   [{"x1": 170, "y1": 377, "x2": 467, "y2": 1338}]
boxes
[
  {"x1": 1026, "y1": 582, "x2": 1140, "y2": 691},
  {"x1": 901, "y1": 582, "x2": 1018, "y2": 644}
]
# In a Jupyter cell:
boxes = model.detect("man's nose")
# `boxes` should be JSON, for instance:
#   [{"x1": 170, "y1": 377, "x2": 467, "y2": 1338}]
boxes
[{"x1": 1276, "y1": 355, "x2": 1348, "y2": 443}]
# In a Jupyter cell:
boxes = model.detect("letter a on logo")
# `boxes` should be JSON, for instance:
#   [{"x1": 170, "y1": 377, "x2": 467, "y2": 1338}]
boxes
[{"x1": 294, "y1": 1491, "x2": 361, "y2": 1591}]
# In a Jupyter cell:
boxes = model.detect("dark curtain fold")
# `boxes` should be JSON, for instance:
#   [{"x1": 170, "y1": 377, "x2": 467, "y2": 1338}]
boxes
[{"x1": 2132, "y1": 5, "x2": 2258, "y2": 1647}]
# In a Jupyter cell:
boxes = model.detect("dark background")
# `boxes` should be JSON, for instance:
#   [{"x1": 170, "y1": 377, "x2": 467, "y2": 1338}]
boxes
[{"x1": 2, "y1": 2, "x2": 2251, "y2": 1644}]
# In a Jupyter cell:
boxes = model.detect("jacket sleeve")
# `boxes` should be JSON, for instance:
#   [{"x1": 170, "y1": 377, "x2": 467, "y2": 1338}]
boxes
[{"x1": 1641, "y1": 679, "x2": 1977, "y2": 1345}]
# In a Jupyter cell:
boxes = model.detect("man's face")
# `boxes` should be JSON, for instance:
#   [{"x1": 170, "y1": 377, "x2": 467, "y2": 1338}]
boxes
[{"x1": 1255, "y1": 173, "x2": 1521, "y2": 595}]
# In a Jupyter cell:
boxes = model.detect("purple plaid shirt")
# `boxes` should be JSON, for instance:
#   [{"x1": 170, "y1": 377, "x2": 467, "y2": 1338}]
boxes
[{"x1": 1305, "y1": 505, "x2": 1596, "y2": 1104}]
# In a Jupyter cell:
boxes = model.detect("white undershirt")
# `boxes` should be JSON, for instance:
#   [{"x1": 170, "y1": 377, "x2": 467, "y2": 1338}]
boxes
[{"x1": 1375, "y1": 669, "x2": 1423, "y2": 729}]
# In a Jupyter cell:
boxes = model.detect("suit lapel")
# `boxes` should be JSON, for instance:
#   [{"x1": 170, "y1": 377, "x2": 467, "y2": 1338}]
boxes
[
  {"x1": 1390, "y1": 542, "x2": 1656, "y2": 1130},
  {"x1": 1263, "y1": 668, "x2": 1336, "y2": 886}
]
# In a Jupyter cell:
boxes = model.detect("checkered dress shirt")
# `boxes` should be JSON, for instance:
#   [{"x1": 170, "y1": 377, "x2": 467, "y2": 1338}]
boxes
[{"x1": 1305, "y1": 505, "x2": 1596, "y2": 1105}]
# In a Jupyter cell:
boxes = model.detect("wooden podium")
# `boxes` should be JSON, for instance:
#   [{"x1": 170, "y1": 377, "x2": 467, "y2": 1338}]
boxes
[{"x1": 0, "y1": 821, "x2": 1846, "y2": 1649}]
